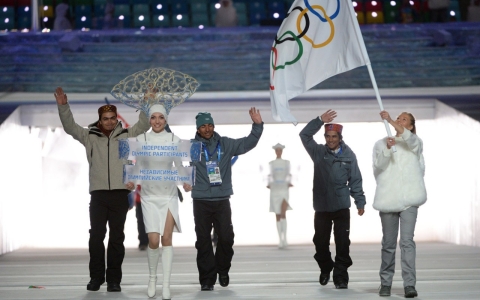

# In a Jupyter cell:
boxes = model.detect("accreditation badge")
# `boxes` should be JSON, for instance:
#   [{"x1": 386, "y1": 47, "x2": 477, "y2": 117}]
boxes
[{"x1": 206, "y1": 160, "x2": 222, "y2": 186}]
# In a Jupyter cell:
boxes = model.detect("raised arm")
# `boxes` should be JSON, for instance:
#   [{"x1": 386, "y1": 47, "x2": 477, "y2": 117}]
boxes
[
  {"x1": 127, "y1": 110, "x2": 150, "y2": 137},
  {"x1": 380, "y1": 110, "x2": 403, "y2": 135},
  {"x1": 54, "y1": 87, "x2": 89, "y2": 144},
  {"x1": 249, "y1": 107, "x2": 263, "y2": 124},
  {"x1": 299, "y1": 110, "x2": 336, "y2": 161},
  {"x1": 54, "y1": 86, "x2": 68, "y2": 105},
  {"x1": 229, "y1": 107, "x2": 264, "y2": 156},
  {"x1": 380, "y1": 111, "x2": 422, "y2": 155},
  {"x1": 321, "y1": 109, "x2": 337, "y2": 124}
]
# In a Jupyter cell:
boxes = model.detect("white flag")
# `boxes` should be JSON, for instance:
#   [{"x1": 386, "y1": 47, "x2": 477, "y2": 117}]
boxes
[{"x1": 270, "y1": 0, "x2": 371, "y2": 123}]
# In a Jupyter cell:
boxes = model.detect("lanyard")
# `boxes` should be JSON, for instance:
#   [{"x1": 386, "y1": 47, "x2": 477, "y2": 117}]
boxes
[{"x1": 203, "y1": 141, "x2": 221, "y2": 162}]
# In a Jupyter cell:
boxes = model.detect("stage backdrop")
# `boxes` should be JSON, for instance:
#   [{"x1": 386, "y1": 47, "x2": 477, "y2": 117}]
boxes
[{"x1": 1, "y1": 101, "x2": 479, "y2": 255}]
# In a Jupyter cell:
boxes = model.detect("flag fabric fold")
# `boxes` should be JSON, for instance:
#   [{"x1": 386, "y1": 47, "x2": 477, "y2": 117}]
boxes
[{"x1": 270, "y1": 0, "x2": 371, "y2": 123}]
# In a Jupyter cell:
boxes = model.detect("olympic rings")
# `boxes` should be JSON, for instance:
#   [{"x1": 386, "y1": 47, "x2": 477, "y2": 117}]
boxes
[
  {"x1": 305, "y1": 0, "x2": 340, "y2": 22},
  {"x1": 274, "y1": 6, "x2": 310, "y2": 45},
  {"x1": 297, "y1": 5, "x2": 335, "y2": 48},
  {"x1": 271, "y1": 31, "x2": 303, "y2": 71},
  {"x1": 270, "y1": 0, "x2": 342, "y2": 88}
]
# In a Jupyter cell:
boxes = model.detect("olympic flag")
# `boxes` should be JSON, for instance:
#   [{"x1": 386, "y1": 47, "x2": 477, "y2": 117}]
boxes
[{"x1": 270, "y1": 0, "x2": 371, "y2": 123}]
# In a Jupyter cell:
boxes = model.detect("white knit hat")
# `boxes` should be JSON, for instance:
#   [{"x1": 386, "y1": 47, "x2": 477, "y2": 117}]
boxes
[
  {"x1": 272, "y1": 143, "x2": 285, "y2": 150},
  {"x1": 148, "y1": 104, "x2": 167, "y2": 121}
]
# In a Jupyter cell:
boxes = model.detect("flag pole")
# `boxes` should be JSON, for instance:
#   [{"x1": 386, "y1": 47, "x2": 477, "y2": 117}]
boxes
[
  {"x1": 366, "y1": 64, "x2": 396, "y2": 152},
  {"x1": 347, "y1": 2, "x2": 396, "y2": 152}
]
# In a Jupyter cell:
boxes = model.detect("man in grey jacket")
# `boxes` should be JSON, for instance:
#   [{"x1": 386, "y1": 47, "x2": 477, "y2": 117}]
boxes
[
  {"x1": 54, "y1": 87, "x2": 150, "y2": 292},
  {"x1": 299, "y1": 109, "x2": 365, "y2": 290},
  {"x1": 183, "y1": 107, "x2": 263, "y2": 291}
]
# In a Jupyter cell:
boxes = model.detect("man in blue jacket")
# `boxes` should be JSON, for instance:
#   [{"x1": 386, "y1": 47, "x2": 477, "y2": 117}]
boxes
[
  {"x1": 183, "y1": 107, "x2": 263, "y2": 291},
  {"x1": 299, "y1": 109, "x2": 365, "y2": 290}
]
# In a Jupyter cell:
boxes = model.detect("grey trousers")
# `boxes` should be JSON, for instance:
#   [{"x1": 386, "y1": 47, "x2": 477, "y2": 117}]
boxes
[{"x1": 379, "y1": 206, "x2": 418, "y2": 287}]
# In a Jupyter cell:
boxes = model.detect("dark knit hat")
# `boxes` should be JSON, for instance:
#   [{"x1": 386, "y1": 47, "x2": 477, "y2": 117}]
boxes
[
  {"x1": 98, "y1": 104, "x2": 117, "y2": 119},
  {"x1": 195, "y1": 112, "x2": 214, "y2": 129}
]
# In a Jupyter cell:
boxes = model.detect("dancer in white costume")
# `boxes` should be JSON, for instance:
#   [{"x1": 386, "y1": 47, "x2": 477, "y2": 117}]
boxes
[
  {"x1": 125, "y1": 104, "x2": 181, "y2": 300},
  {"x1": 267, "y1": 143, "x2": 293, "y2": 249}
]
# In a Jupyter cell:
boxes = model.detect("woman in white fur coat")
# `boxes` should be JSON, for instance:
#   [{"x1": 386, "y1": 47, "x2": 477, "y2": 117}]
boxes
[
  {"x1": 126, "y1": 104, "x2": 182, "y2": 300},
  {"x1": 372, "y1": 110, "x2": 426, "y2": 299}
]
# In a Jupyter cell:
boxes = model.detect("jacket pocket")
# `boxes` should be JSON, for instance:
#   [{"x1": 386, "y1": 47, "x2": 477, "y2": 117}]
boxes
[
  {"x1": 335, "y1": 186, "x2": 350, "y2": 198},
  {"x1": 335, "y1": 186, "x2": 351, "y2": 207},
  {"x1": 334, "y1": 160, "x2": 351, "y2": 184},
  {"x1": 219, "y1": 182, "x2": 232, "y2": 191},
  {"x1": 194, "y1": 183, "x2": 210, "y2": 191}
]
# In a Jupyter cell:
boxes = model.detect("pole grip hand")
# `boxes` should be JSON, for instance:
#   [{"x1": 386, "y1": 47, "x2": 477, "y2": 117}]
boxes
[{"x1": 383, "y1": 119, "x2": 397, "y2": 153}]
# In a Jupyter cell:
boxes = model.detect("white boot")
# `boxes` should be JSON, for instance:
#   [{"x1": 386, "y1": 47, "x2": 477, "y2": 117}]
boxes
[
  {"x1": 280, "y1": 219, "x2": 288, "y2": 248},
  {"x1": 147, "y1": 247, "x2": 160, "y2": 298},
  {"x1": 162, "y1": 246, "x2": 173, "y2": 300},
  {"x1": 276, "y1": 221, "x2": 283, "y2": 249}
]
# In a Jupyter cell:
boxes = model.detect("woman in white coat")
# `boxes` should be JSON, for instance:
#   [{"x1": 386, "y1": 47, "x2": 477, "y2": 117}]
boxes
[
  {"x1": 267, "y1": 143, "x2": 292, "y2": 248},
  {"x1": 372, "y1": 111, "x2": 427, "y2": 298},
  {"x1": 126, "y1": 104, "x2": 182, "y2": 299}
]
